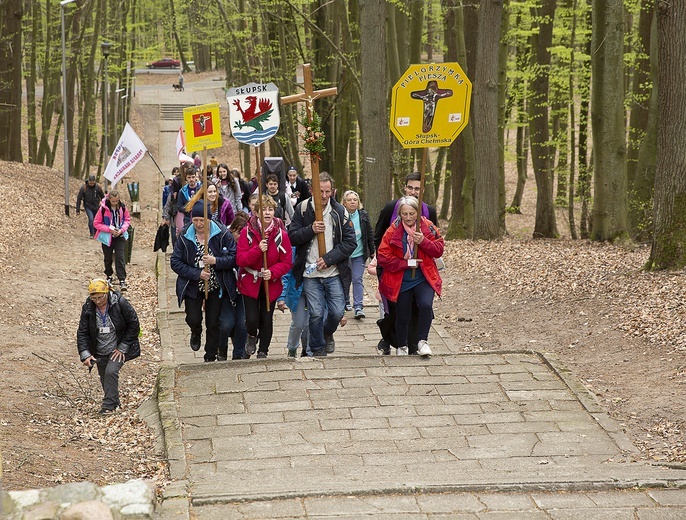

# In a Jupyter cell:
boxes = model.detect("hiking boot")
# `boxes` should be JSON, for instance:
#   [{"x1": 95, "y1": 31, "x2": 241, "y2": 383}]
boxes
[
  {"x1": 417, "y1": 340, "x2": 432, "y2": 357},
  {"x1": 99, "y1": 407, "x2": 117, "y2": 415},
  {"x1": 396, "y1": 346, "x2": 409, "y2": 356},
  {"x1": 246, "y1": 335, "x2": 257, "y2": 356},
  {"x1": 324, "y1": 333, "x2": 335, "y2": 353},
  {"x1": 354, "y1": 308, "x2": 365, "y2": 319},
  {"x1": 257, "y1": 351, "x2": 268, "y2": 359},
  {"x1": 377, "y1": 339, "x2": 391, "y2": 356},
  {"x1": 190, "y1": 330, "x2": 201, "y2": 351},
  {"x1": 312, "y1": 349, "x2": 327, "y2": 357},
  {"x1": 203, "y1": 357, "x2": 216, "y2": 362},
  {"x1": 119, "y1": 280, "x2": 128, "y2": 291},
  {"x1": 288, "y1": 349, "x2": 297, "y2": 358}
]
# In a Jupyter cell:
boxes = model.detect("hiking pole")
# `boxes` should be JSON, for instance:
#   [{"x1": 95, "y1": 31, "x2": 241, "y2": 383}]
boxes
[
  {"x1": 203, "y1": 146, "x2": 209, "y2": 299},
  {"x1": 254, "y1": 146, "x2": 270, "y2": 311}
]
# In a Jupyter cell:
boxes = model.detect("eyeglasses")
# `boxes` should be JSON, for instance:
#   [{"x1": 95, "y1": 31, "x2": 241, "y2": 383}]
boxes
[
  {"x1": 90, "y1": 293, "x2": 107, "y2": 300},
  {"x1": 405, "y1": 185, "x2": 421, "y2": 192}
]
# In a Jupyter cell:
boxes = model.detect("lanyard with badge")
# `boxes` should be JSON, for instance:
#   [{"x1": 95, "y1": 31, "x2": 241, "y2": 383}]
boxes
[{"x1": 97, "y1": 304, "x2": 111, "y2": 334}]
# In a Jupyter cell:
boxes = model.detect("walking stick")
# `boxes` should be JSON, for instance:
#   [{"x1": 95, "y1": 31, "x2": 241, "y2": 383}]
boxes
[
  {"x1": 202, "y1": 146, "x2": 209, "y2": 298},
  {"x1": 412, "y1": 148, "x2": 427, "y2": 278},
  {"x1": 254, "y1": 146, "x2": 270, "y2": 311}
]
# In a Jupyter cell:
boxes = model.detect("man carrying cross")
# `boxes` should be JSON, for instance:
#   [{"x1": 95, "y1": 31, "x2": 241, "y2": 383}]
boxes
[{"x1": 288, "y1": 172, "x2": 356, "y2": 357}]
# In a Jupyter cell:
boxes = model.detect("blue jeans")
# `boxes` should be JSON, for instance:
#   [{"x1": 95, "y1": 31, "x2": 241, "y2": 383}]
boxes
[
  {"x1": 287, "y1": 293, "x2": 309, "y2": 353},
  {"x1": 219, "y1": 295, "x2": 247, "y2": 360},
  {"x1": 303, "y1": 276, "x2": 345, "y2": 353},
  {"x1": 85, "y1": 207, "x2": 96, "y2": 237},
  {"x1": 350, "y1": 256, "x2": 366, "y2": 310}
]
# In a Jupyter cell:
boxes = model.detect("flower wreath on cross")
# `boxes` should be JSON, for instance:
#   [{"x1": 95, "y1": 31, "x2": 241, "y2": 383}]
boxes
[{"x1": 297, "y1": 108, "x2": 326, "y2": 161}]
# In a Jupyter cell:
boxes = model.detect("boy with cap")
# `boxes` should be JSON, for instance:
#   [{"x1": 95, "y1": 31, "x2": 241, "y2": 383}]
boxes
[{"x1": 76, "y1": 175, "x2": 105, "y2": 238}]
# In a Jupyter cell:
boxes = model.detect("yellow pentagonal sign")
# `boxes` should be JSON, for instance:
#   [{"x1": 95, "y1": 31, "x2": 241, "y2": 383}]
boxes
[
  {"x1": 390, "y1": 63, "x2": 472, "y2": 148},
  {"x1": 183, "y1": 103, "x2": 223, "y2": 153}
]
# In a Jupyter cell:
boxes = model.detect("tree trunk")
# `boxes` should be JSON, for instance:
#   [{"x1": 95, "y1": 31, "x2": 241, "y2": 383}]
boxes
[
  {"x1": 0, "y1": 0, "x2": 24, "y2": 161},
  {"x1": 647, "y1": 0, "x2": 686, "y2": 270},
  {"x1": 627, "y1": 2, "x2": 654, "y2": 189},
  {"x1": 359, "y1": 0, "x2": 391, "y2": 225},
  {"x1": 591, "y1": 0, "x2": 630, "y2": 241},
  {"x1": 528, "y1": 0, "x2": 558, "y2": 238},
  {"x1": 578, "y1": 3, "x2": 592, "y2": 239},
  {"x1": 473, "y1": 0, "x2": 504, "y2": 240},
  {"x1": 26, "y1": 0, "x2": 39, "y2": 163},
  {"x1": 510, "y1": 97, "x2": 528, "y2": 211},
  {"x1": 632, "y1": 15, "x2": 657, "y2": 242}
]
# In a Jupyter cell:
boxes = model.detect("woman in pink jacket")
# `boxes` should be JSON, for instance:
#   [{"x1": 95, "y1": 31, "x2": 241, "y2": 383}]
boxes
[
  {"x1": 93, "y1": 190, "x2": 131, "y2": 291},
  {"x1": 236, "y1": 195, "x2": 292, "y2": 358}
]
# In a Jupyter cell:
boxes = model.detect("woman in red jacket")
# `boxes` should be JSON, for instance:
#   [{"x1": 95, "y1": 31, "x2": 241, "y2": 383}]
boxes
[
  {"x1": 377, "y1": 196, "x2": 444, "y2": 356},
  {"x1": 236, "y1": 195, "x2": 293, "y2": 358}
]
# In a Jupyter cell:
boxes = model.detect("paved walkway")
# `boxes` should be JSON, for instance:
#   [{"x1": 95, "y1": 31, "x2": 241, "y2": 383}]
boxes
[{"x1": 141, "y1": 78, "x2": 686, "y2": 519}]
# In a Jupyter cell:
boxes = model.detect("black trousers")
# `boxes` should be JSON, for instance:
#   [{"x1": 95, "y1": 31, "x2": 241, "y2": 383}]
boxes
[
  {"x1": 102, "y1": 235, "x2": 127, "y2": 281},
  {"x1": 243, "y1": 288, "x2": 276, "y2": 354},
  {"x1": 184, "y1": 289, "x2": 221, "y2": 361}
]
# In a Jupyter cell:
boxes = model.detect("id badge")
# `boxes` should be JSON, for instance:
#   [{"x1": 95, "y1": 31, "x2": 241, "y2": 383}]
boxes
[
  {"x1": 198, "y1": 260, "x2": 205, "y2": 268},
  {"x1": 99, "y1": 326, "x2": 111, "y2": 334}
]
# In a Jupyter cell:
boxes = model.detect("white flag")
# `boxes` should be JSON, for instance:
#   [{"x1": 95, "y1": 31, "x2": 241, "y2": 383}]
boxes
[
  {"x1": 175, "y1": 126, "x2": 186, "y2": 159},
  {"x1": 104, "y1": 123, "x2": 147, "y2": 187}
]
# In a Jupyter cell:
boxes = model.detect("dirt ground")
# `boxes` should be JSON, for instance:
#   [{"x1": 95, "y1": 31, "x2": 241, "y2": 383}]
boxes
[{"x1": 1, "y1": 72, "x2": 684, "y2": 492}]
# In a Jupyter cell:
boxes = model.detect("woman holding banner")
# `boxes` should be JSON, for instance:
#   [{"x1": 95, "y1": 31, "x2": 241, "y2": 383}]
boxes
[{"x1": 236, "y1": 195, "x2": 292, "y2": 358}]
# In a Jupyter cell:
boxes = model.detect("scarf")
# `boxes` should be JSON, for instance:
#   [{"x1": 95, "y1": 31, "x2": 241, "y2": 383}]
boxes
[{"x1": 402, "y1": 221, "x2": 417, "y2": 259}]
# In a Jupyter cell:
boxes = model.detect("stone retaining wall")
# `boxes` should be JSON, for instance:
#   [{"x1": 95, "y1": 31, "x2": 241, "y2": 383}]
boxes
[{"x1": 1, "y1": 479, "x2": 155, "y2": 519}]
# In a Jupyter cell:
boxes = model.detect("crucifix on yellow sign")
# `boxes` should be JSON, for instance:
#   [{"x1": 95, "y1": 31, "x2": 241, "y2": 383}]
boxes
[{"x1": 281, "y1": 63, "x2": 337, "y2": 257}]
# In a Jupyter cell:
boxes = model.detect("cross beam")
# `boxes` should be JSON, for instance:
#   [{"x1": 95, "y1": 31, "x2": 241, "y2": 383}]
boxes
[{"x1": 281, "y1": 63, "x2": 337, "y2": 256}]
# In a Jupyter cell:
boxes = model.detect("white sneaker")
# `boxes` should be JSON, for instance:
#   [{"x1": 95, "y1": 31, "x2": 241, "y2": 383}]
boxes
[
  {"x1": 396, "y1": 346, "x2": 408, "y2": 356},
  {"x1": 417, "y1": 340, "x2": 432, "y2": 357}
]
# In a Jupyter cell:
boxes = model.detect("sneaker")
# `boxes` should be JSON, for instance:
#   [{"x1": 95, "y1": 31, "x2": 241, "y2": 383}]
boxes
[
  {"x1": 257, "y1": 351, "x2": 268, "y2": 359},
  {"x1": 354, "y1": 308, "x2": 365, "y2": 319},
  {"x1": 106, "y1": 276, "x2": 113, "y2": 286},
  {"x1": 396, "y1": 346, "x2": 409, "y2": 356},
  {"x1": 217, "y1": 355, "x2": 227, "y2": 361},
  {"x1": 312, "y1": 349, "x2": 327, "y2": 357},
  {"x1": 99, "y1": 407, "x2": 117, "y2": 415},
  {"x1": 119, "y1": 280, "x2": 128, "y2": 291},
  {"x1": 345, "y1": 304, "x2": 353, "y2": 312},
  {"x1": 190, "y1": 330, "x2": 201, "y2": 351},
  {"x1": 417, "y1": 340, "x2": 432, "y2": 357},
  {"x1": 246, "y1": 335, "x2": 257, "y2": 356},
  {"x1": 376, "y1": 339, "x2": 391, "y2": 356},
  {"x1": 324, "y1": 333, "x2": 335, "y2": 354},
  {"x1": 287, "y1": 349, "x2": 297, "y2": 358}
]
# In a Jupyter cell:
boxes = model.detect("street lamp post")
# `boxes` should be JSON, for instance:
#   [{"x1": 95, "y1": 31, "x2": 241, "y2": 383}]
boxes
[
  {"x1": 60, "y1": 0, "x2": 76, "y2": 216},
  {"x1": 101, "y1": 41, "x2": 113, "y2": 192}
]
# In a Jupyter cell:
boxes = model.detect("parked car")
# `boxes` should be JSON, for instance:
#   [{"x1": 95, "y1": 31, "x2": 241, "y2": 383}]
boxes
[{"x1": 146, "y1": 58, "x2": 181, "y2": 69}]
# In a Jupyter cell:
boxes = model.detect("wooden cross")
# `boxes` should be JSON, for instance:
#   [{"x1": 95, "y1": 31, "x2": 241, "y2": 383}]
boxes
[{"x1": 281, "y1": 63, "x2": 337, "y2": 256}]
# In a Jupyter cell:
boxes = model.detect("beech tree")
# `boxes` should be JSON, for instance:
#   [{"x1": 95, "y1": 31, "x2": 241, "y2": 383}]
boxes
[
  {"x1": 0, "y1": 0, "x2": 23, "y2": 162},
  {"x1": 591, "y1": 0, "x2": 630, "y2": 241},
  {"x1": 647, "y1": 0, "x2": 686, "y2": 269}
]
